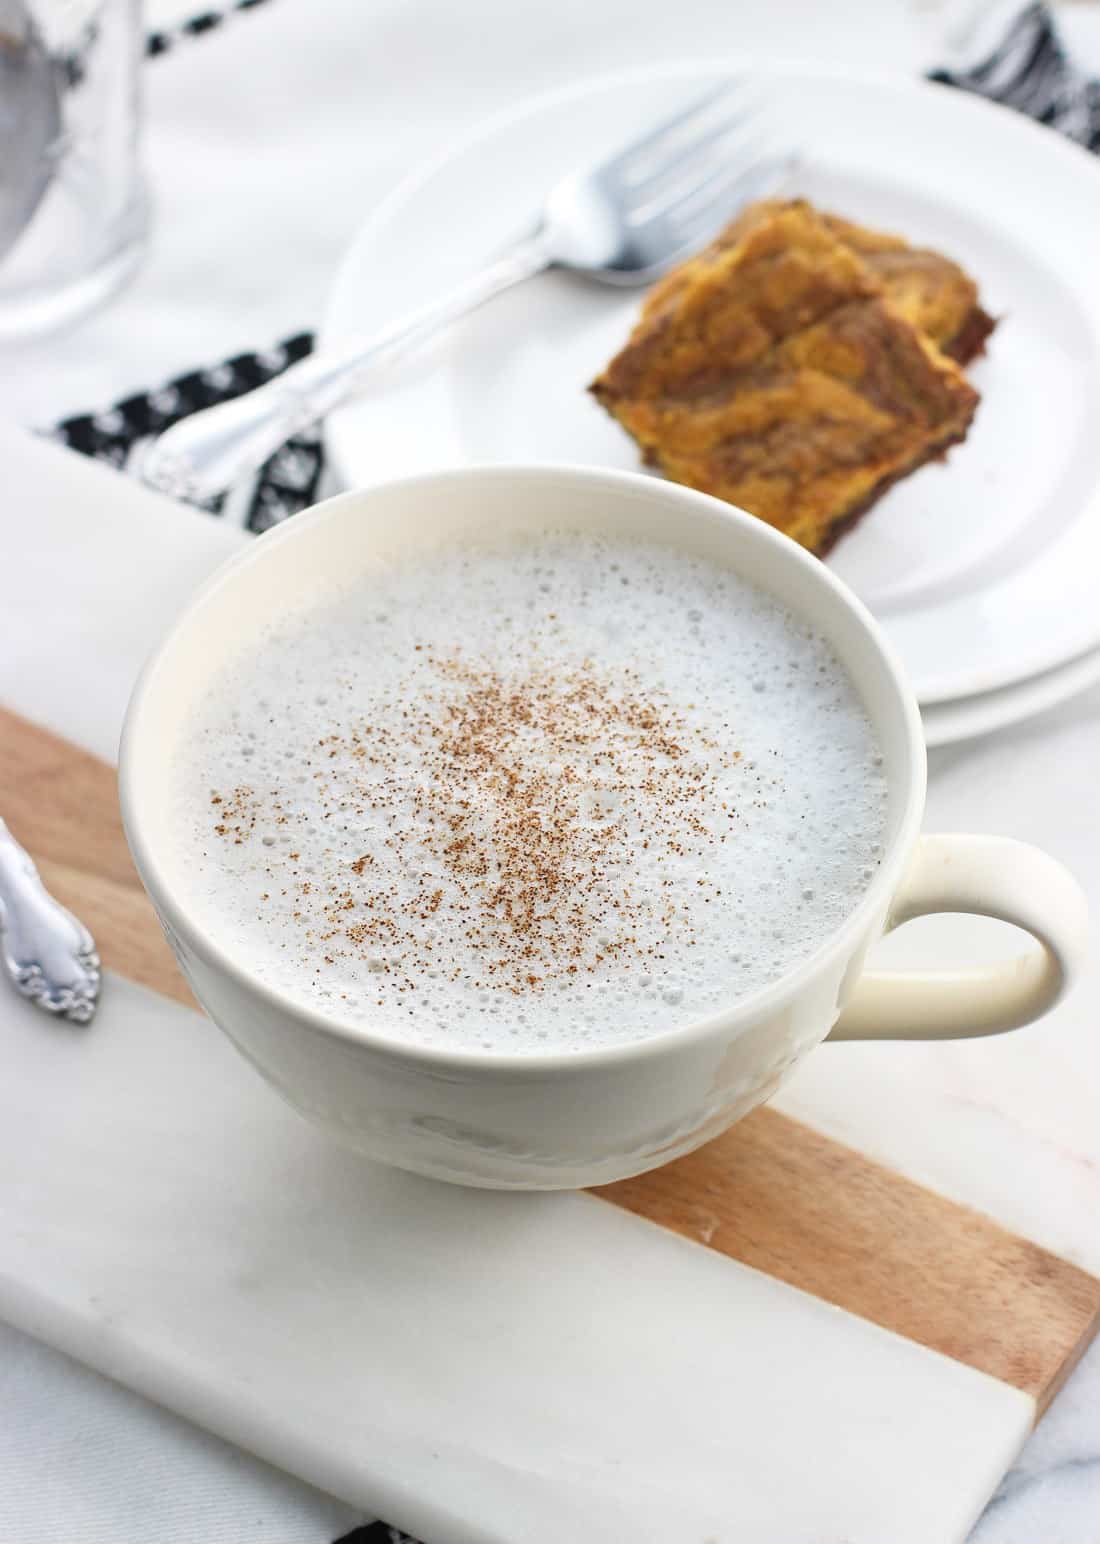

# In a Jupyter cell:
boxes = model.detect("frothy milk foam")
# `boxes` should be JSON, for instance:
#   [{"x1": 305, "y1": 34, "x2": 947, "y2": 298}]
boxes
[{"x1": 174, "y1": 532, "x2": 888, "y2": 1053}]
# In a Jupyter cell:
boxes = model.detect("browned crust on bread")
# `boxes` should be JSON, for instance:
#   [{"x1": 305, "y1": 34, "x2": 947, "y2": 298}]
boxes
[
  {"x1": 811, "y1": 414, "x2": 975, "y2": 557},
  {"x1": 740, "y1": 204, "x2": 995, "y2": 363},
  {"x1": 822, "y1": 213, "x2": 996, "y2": 366},
  {"x1": 942, "y1": 304, "x2": 997, "y2": 366},
  {"x1": 589, "y1": 199, "x2": 982, "y2": 556}
]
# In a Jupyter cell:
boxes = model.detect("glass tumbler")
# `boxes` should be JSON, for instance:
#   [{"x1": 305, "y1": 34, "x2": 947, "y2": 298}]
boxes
[{"x1": 0, "y1": 0, "x2": 147, "y2": 337}]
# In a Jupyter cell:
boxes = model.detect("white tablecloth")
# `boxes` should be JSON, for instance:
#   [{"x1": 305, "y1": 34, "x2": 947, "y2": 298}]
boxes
[{"x1": 4, "y1": 2, "x2": 1100, "y2": 1541}]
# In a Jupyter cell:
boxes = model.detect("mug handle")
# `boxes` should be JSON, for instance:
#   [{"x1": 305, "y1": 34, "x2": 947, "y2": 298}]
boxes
[{"x1": 829, "y1": 834, "x2": 1089, "y2": 1042}]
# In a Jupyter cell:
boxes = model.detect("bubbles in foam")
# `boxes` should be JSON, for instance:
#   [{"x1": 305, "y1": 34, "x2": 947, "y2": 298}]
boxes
[{"x1": 174, "y1": 531, "x2": 888, "y2": 1054}]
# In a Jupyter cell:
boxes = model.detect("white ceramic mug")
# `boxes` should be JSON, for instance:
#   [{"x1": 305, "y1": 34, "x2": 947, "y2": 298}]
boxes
[{"x1": 121, "y1": 466, "x2": 1089, "y2": 1189}]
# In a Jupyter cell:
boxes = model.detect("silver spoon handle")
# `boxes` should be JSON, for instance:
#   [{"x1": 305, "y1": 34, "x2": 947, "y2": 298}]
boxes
[
  {"x1": 140, "y1": 231, "x2": 551, "y2": 508},
  {"x1": 0, "y1": 818, "x2": 100, "y2": 1024}
]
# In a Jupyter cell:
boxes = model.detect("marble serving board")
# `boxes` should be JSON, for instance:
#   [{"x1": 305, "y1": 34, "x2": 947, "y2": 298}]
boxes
[{"x1": 2, "y1": 425, "x2": 1099, "y2": 1544}]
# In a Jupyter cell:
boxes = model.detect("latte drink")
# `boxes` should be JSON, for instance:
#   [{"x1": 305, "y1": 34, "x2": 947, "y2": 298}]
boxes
[{"x1": 174, "y1": 532, "x2": 888, "y2": 1053}]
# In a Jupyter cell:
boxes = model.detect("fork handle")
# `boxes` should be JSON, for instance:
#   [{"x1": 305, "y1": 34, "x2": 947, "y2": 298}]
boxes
[{"x1": 140, "y1": 231, "x2": 551, "y2": 507}]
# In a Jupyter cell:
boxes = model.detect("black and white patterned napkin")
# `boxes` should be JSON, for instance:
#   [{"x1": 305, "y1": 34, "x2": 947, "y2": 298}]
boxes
[
  {"x1": 930, "y1": 0, "x2": 1100, "y2": 146},
  {"x1": 54, "y1": 330, "x2": 324, "y2": 530},
  {"x1": 336, "y1": 1525, "x2": 417, "y2": 1544}
]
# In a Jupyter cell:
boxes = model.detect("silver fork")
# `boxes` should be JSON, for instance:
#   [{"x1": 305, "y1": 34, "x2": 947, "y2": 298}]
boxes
[{"x1": 140, "y1": 82, "x2": 792, "y2": 508}]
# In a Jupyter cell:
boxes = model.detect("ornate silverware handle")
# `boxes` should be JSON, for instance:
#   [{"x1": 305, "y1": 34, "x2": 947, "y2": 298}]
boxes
[
  {"x1": 0, "y1": 817, "x2": 100, "y2": 1023},
  {"x1": 139, "y1": 232, "x2": 551, "y2": 508}
]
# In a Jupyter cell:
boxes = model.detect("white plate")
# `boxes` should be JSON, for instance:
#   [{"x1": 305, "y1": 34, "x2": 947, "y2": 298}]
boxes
[
  {"x1": 322, "y1": 63, "x2": 1100, "y2": 705},
  {"x1": 922, "y1": 641, "x2": 1100, "y2": 748}
]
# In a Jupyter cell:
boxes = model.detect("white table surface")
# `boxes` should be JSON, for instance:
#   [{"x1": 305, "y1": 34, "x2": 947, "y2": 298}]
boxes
[{"x1": 3, "y1": 1, "x2": 1100, "y2": 1541}]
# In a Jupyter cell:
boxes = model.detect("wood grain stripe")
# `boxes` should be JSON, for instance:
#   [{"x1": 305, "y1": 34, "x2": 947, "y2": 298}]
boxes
[
  {"x1": 3, "y1": 705, "x2": 1098, "y2": 1413},
  {"x1": 598, "y1": 1111, "x2": 1100, "y2": 1414}
]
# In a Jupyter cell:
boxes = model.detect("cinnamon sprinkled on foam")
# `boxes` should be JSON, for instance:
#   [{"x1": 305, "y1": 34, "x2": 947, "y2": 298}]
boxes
[
  {"x1": 217, "y1": 648, "x2": 737, "y2": 994},
  {"x1": 178, "y1": 533, "x2": 888, "y2": 1052}
]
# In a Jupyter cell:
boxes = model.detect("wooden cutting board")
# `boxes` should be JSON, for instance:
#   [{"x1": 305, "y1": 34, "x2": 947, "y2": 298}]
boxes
[{"x1": 5, "y1": 701, "x2": 1098, "y2": 1418}]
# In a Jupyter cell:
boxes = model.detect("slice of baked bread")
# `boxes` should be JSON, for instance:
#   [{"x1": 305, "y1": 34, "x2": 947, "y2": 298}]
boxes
[{"x1": 590, "y1": 201, "x2": 980, "y2": 555}]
